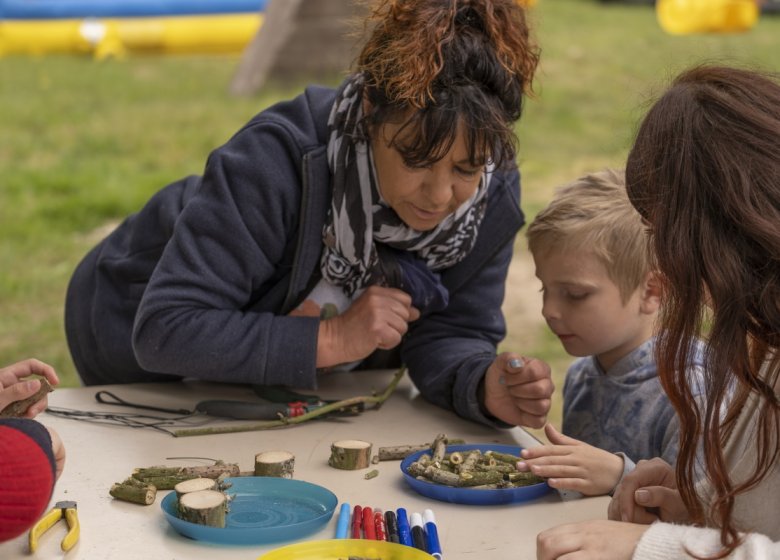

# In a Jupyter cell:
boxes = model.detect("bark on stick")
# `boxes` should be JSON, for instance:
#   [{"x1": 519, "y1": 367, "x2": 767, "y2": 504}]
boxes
[
  {"x1": 254, "y1": 450, "x2": 295, "y2": 478},
  {"x1": 328, "y1": 440, "x2": 372, "y2": 470},
  {"x1": 0, "y1": 378, "x2": 53, "y2": 417},
  {"x1": 132, "y1": 461, "x2": 240, "y2": 489},
  {"x1": 377, "y1": 439, "x2": 466, "y2": 461},
  {"x1": 109, "y1": 477, "x2": 157, "y2": 505}
]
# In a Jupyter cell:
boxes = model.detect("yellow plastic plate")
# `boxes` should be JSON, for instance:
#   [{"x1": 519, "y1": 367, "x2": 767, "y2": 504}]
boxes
[{"x1": 258, "y1": 539, "x2": 433, "y2": 559}]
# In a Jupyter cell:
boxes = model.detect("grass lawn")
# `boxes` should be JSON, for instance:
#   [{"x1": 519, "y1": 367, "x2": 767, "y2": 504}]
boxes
[{"x1": 1, "y1": 0, "x2": 778, "y2": 428}]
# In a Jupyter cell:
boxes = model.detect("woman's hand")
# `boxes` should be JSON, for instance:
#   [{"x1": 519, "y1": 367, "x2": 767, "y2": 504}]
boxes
[
  {"x1": 517, "y1": 423, "x2": 624, "y2": 496},
  {"x1": 537, "y1": 520, "x2": 648, "y2": 560},
  {"x1": 608, "y1": 457, "x2": 690, "y2": 524},
  {"x1": 316, "y1": 286, "x2": 420, "y2": 367},
  {"x1": 0, "y1": 359, "x2": 60, "y2": 417},
  {"x1": 483, "y1": 353, "x2": 553, "y2": 428}
]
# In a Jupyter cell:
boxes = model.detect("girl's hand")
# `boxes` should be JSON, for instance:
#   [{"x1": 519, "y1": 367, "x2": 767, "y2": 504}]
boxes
[
  {"x1": 483, "y1": 353, "x2": 553, "y2": 428},
  {"x1": 316, "y1": 285, "x2": 420, "y2": 367},
  {"x1": 608, "y1": 457, "x2": 690, "y2": 524},
  {"x1": 536, "y1": 520, "x2": 648, "y2": 560},
  {"x1": 0, "y1": 359, "x2": 60, "y2": 417},
  {"x1": 517, "y1": 423, "x2": 624, "y2": 496}
]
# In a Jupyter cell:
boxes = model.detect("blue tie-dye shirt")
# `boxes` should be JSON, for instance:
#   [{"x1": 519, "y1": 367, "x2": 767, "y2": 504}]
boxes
[{"x1": 562, "y1": 337, "x2": 707, "y2": 465}]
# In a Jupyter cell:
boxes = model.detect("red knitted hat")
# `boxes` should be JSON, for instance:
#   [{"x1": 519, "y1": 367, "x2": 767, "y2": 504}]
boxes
[{"x1": 0, "y1": 421, "x2": 56, "y2": 543}]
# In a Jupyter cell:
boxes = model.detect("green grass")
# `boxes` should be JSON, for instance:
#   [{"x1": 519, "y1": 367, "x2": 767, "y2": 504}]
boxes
[{"x1": 1, "y1": 1, "x2": 778, "y2": 430}]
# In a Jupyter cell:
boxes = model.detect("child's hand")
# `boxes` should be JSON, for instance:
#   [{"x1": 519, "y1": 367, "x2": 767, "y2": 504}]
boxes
[
  {"x1": 0, "y1": 359, "x2": 60, "y2": 418},
  {"x1": 517, "y1": 424, "x2": 624, "y2": 496},
  {"x1": 483, "y1": 353, "x2": 553, "y2": 428},
  {"x1": 46, "y1": 426, "x2": 67, "y2": 480}
]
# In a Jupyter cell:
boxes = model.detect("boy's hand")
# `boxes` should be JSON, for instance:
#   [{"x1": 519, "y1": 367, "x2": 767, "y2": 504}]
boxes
[
  {"x1": 483, "y1": 353, "x2": 553, "y2": 428},
  {"x1": 517, "y1": 424, "x2": 624, "y2": 496}
]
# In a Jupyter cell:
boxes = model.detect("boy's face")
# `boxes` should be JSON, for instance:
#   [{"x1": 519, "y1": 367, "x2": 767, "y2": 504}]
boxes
[{"x1": 533, "y1": 248, "x2": 656, "y2": 371}]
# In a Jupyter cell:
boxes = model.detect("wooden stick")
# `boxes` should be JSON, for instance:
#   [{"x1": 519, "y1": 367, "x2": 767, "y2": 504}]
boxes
[
  {"x1": 254, "y1": 450, "x2": 295, "y2": 478},
  {"x1": 173, "y1": 367, "x2": 407, "y2": 437},
  {"x1": 132, "y1": 462, "x2": 240, "y2": 489},
  {"x1": 109, "y1": 477, "x2": 157, "y2": 505},
  {"x1": 0, "y1": 378, "x2": 53, "y2": 417},
  {"x1": 377, "y1": 439, "x2": 466, "y2": 461}
]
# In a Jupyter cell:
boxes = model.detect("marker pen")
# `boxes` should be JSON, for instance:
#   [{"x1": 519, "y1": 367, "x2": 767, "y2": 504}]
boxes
[
  {"x1": 396, "y1": 507, "x2": 412, "y2": 546},
  {"x1": 384, "y1": 510, "x2": 399, "y2": 543},
  {"x1": 351, "y1": 505, "x2": 362, "y2": 539},
  {"x1": 335, "y1": 502, "x2": 351, "y2": 539},
  {"x1": 410, "y1": 512, "x2": 427, "y2": 552},
  {"x1": 374, "y1": 509, "x2": 386, "y2": 541},
  {"x1": 362, "y1": 506, "x2": 376, "y2": 540},
  {"x1": 423, "y1": 508, "x2": 443, "y2": 559}
]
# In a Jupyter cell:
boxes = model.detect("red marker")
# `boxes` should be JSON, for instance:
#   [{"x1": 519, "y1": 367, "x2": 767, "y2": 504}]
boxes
[
  {"x1": 351, "y1": 505, "x2": 362, "y2": 539},
  {"x1": 362, "y1": 506, "x2": 376, "y2": 539},
  {"x1": 374, "y1": 509, "x2": 386, "y2": 541}
]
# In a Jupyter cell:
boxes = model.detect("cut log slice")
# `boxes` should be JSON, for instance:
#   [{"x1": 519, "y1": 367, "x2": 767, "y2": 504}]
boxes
[
  {"x1": 328, "y1": 439, "x2": 373, "y2": 470},
  {"x1": 178, "y1": 490, "x2": 227, "y2": 528},
  {"x1": 254, "y1": 450, "x2": 296, "y2": 478},
  {"x1": 174, "y1": 477, "x2": 217, "y2": 500}
]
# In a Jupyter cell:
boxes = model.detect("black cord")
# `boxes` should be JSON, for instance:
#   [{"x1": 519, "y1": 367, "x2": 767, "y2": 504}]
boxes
[{"x1": 45, "y1": 406, "x2": 209, "y2": 436}]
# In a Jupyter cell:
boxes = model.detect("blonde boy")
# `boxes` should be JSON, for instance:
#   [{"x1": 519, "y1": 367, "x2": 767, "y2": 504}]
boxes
[{"x1": 520, "y1": 169, "x2": 705, "y2": 496}]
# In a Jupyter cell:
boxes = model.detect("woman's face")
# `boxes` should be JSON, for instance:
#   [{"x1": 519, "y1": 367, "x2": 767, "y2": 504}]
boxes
[{"x1": 369, "y1": 117, "x2": 484, "y2": 232}]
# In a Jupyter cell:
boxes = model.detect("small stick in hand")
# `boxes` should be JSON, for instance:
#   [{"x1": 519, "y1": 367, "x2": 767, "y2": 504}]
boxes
[{"x1": 0, "y1": 378, "x2": 54, "y2": 417}]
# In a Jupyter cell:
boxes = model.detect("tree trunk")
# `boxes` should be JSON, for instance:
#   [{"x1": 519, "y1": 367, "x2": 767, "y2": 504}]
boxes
[
  {"x1": 328, "y1": 440, "x2": 372, "y2": 470},
  {"x1": 254, "y1": 450, "x2": 295, "y2": 478},
  {"x1": 178, "y1": 490, "x2": 227, "y2": 528}
]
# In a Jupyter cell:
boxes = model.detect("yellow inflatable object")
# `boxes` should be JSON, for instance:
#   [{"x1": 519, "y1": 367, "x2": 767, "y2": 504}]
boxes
[
  {"x1": 657, "y1": 0, "x2": 758, "y2": 35},
  {"x1": 0, "y1": 13, "x2": 262, "y2": 58}
]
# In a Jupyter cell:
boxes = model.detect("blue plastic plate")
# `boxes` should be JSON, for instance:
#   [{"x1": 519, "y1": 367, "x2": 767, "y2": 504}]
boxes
[
  {"x1": 161, "y1": 477, "x2": 337, "y2": 545},
  {"x1": 400, "y1": 443, "x2": 550, "y2": 505}
]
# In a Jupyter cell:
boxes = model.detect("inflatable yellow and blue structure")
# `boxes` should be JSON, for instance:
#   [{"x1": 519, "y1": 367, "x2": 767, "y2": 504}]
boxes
[
  {"x1": 0, "y1": 0, "x2": 267, "y2": 57},
  {"x1": 656, "y1": 0, "x2": 759, "y2": 35}
]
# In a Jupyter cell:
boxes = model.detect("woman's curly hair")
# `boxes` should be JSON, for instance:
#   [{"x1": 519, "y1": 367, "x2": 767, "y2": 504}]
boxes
[{"x1": 356, "y1": 0, "x2": 539, "y2": 169}]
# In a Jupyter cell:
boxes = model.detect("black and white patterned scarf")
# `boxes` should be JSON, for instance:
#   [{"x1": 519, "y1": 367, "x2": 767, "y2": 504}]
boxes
[{"x1": 321, "y1": 74, "x2": 491, "y2": 298}]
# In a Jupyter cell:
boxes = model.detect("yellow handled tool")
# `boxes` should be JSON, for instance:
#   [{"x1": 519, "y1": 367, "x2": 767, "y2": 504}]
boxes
[{"x1": 29, "y1": 501, "x2": 80, "y2": 553}]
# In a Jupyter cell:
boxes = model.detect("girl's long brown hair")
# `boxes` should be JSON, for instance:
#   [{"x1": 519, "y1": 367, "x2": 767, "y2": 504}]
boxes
[
  {"x1": 626, "y1": 65, "x2": 780, "y2": 557},
  {"x1": 356, "y1": 0, "x2": 539, "y2": 168}
]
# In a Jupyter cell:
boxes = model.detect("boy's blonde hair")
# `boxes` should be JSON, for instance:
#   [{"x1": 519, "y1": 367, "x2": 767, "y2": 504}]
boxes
[{"x1": 526, "y1": 168, "x2": 651, "y2": 302}]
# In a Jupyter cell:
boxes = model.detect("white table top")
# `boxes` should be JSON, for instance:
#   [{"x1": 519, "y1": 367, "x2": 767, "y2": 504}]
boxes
[{"x1": 0, "y1": 369, "x2": 608, "y2": 559}]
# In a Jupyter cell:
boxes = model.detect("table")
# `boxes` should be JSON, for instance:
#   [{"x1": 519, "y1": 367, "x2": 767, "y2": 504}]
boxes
[{"x1": 0, "y1": 370, "x2": 609, "y2": 559}]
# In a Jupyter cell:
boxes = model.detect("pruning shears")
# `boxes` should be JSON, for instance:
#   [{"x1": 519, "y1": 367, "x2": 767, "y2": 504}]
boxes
[
  {"x1": 29, "y1": 501, "x2": 80, "y2": 553},
  {"x1": 194, "y1": 385, "x2": 364, "y2": 420},
  {"x1": 94, "y1": 386, "x2": 363, "y2": 421}
]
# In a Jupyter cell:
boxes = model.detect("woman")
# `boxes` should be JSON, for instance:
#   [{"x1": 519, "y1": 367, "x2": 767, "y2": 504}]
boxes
[
  {"x1": 536, "y1": 65, "x2": 780, "y2": 558},
  {"x1": 64, "y1": 0, "x2": 553, "y2": 429}
]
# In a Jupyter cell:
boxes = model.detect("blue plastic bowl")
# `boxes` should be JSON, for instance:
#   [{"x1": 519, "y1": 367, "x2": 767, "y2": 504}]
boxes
[
  {"x1": 400, "y1": 443, "x2": 550, "y2": 505},
  {"x1": 161, "y1": 476, "x2": 337, "y2": 545}
]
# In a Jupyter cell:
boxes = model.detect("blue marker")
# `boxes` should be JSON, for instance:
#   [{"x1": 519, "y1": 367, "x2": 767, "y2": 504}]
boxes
[
  {"x1": 396, "y1": 507, "x2": 412, "y2": 546},
  {"x1": 423, "y1": 509, "x2": 443, "y2": 559},
  {"x1": 335, "y1": 502, "x2": 351, "y2": 539}
]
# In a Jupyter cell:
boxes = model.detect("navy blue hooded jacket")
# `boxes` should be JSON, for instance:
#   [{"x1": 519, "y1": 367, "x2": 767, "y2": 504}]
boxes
[{"x1": 65, "y1": 84, "x2": 525, "y2": 426}]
